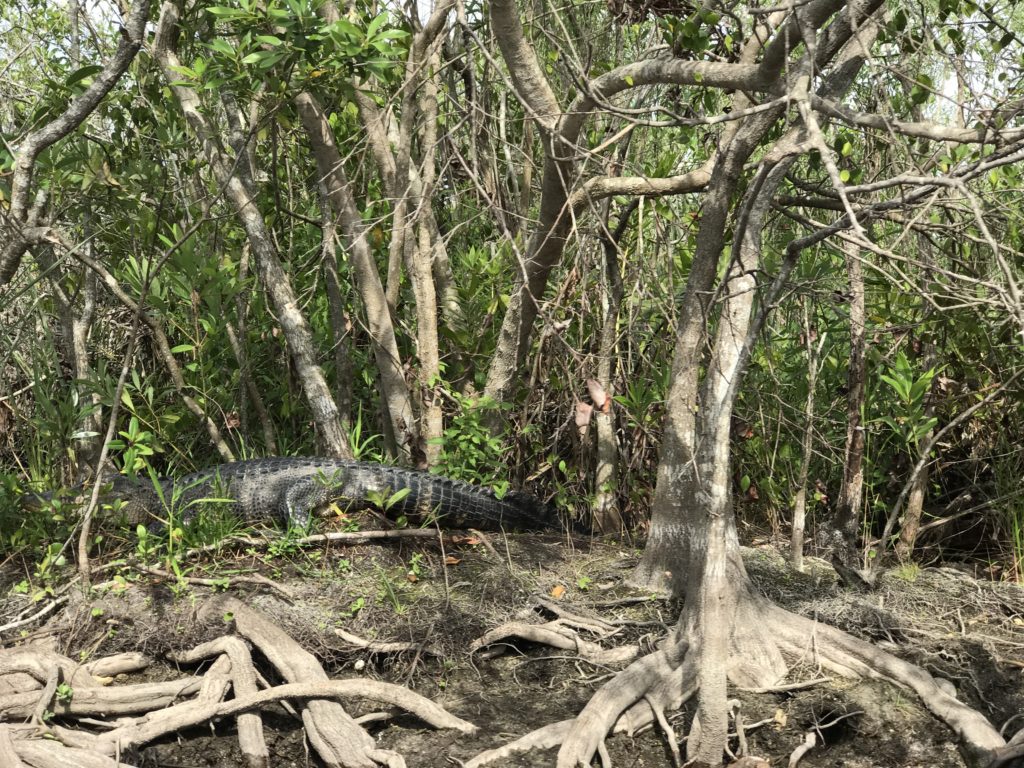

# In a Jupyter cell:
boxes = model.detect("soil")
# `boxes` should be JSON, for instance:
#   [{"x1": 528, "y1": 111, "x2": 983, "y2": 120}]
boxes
[{"x1": 2, "y1": 527, "x2": 1023, "y2": 767}]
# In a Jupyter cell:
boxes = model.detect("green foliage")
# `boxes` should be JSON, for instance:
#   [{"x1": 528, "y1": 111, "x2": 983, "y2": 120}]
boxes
[
  {"x1": 431, "y1": 392, "x2": 512, "y2": 494},
  {"x1": 4, "y1": 0, "x2": 1024, "y2": 585},
  {"x1": 875, "y1": 352, "x2": 939, "y2": 449}
]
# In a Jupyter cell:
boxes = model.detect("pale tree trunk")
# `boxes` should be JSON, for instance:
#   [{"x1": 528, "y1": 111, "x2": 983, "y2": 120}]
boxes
[
  {"x1": 387, "y1": 15, "x2": 448, "y2": 464},
  {"x1": 627, "y1": 8, "x2": 881, "y2": 760},
  {"x1": 153, "y1": 4, "x2": 351, "y2": 459},
  {"x1": 831, "y1": 240, "x2": 867, "y2": 570},
  {"x1": 37, "y1": 245, "x2": 103, "y2": 472},
  {"x1": 409, "y1": 46, "x2": 446, "y2": 466},
  {"x1": 591, "y1": 199, "x2": 635, "y2": 533},
  {"x1": 294, "y1": 91, "x2": 416, "y2": 461},
  {"x1": 319, "y1": 184, "x2": 354, "y2": 437},
  {"x1": 791, "y1": 299, "x2": 826, "y2": 571},
  {"x1": 629, "y1": 120, "x2": 776, "y2": 593},
  {"x1": 349, "y1": 15, "x2": 462, "y2": 330}
]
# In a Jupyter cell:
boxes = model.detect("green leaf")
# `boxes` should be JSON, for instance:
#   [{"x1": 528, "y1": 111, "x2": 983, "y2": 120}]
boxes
[
  {"x1": 66, "y1": 65, "x2": 104, "y2": 87},
  {"x1": 256, "y1": 35, "x2": 285, "y2": 46},
  {"x1": 169, "y1": 344, "x2": 195, "y2": 354},
  {"x1": 206, "y1": 39, "x2": 236, "y2": 56},
  {"x1": 367, "y1": 12, "x2": 388, "y2": 39},
  {"x1": 207, "y1": 6, "x2": 245, "y2": 17}
]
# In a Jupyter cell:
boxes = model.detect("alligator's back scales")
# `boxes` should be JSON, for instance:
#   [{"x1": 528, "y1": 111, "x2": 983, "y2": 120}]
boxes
[{"x1": 29, "y1": 458, "x2": 559, "y2": 532}]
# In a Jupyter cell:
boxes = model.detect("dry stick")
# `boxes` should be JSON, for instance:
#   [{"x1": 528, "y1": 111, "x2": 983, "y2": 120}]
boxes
[
  {"x1": 737, "y1": 676, "x2": 831, "y2": 694},
  {"x1": 137, "y1": 527, "x2": 445, "y2": 566},
  {"x1": 133, "y1": 565, "x2": 295, "y2": 600},
  {"x1": 0, "y1": 596, "x2": 69, "y2": 637}
]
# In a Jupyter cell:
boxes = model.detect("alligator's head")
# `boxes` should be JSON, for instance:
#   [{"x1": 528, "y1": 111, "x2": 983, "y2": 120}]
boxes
[{"x1": 20, "y1": 487, "x2": 71, "y2": 512}]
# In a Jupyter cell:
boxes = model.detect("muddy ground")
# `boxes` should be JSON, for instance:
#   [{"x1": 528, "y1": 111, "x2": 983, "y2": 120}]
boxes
[{"x1": 2, "y1": 527, "x2": 1023, "y2": 767}]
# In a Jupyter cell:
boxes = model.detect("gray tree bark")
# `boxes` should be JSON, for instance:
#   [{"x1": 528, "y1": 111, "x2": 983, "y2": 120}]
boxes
[{"x1": 294, "y1": 91, "x2": 416, "y2": 461}]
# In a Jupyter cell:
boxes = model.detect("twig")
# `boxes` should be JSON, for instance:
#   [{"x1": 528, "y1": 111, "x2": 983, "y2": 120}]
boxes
[{"x1": 0, "y1": 597, "x2": 69, "y2": 638}]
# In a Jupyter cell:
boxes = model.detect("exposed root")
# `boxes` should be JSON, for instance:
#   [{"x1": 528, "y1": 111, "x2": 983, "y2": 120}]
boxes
[
  {"x1": 763, "y1": 600, "x2": 1006, "y2": 762},
  {"x1": 787, "y1": 731, "x2": 816, "y2": 767},
  {"x1": 333, "y1": 627, "x2": 439, "y2": 657},
  {"x1": 471, "y1": 596, "x2": 639, "y2": 665},
  {"x1": 471, "y1": 621, "x2": 638, "y2": 664},
  {"x1": 1, "y1": 596, "x2": 473, "y2": 768},
  {"x1": 463, "y1": 720, "x2": 574, "y2": 768},
  {"x1": 467, "y1": 593, "x2": 1015, "y2": 768},
  {"x1": 556, "y1": 638, "x2": 692, "y2": 768}
]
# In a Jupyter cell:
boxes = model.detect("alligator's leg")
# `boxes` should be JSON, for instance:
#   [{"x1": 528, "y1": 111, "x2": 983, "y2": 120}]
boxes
[{"x1": 281, "y1": 480, "x2": 335, "y2": 529}]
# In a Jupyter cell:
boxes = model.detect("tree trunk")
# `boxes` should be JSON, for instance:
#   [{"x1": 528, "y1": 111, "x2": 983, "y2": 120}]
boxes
[
  {"x1": 591, "y1": 201, "x2": 634, "y2": 534},
  {"x1": 153, "y1": 4, "x2": 351, "y2": 459},
  {"x1": 831, "y1": 240, "x2": 867, "y2": 569},
  {"x1": 294, "y1": 91, "x2": 417, "y2": 460},
  {"x1": 792, "y1": 299, "x2": 825, "y2": 571},
  {"x1": 319, "y1": 184, "x2": 354, "y2": 437},
  {"x1": 629, "y1": 111, "x2": 780, "y2": 594}
]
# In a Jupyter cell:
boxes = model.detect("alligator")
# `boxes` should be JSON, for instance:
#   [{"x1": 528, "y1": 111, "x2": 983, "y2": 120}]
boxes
[{"x1": 23, "y1": 457, "x2": 559, "y2": 532}]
